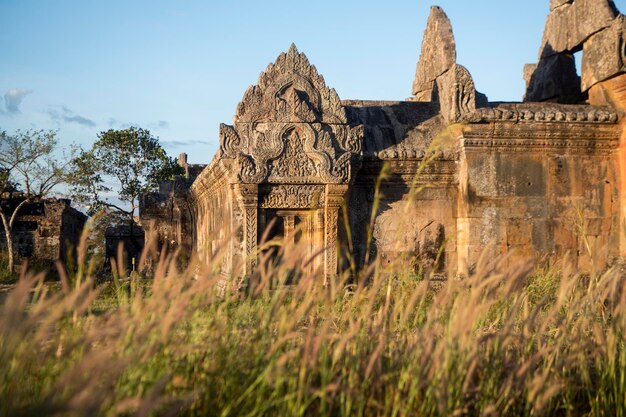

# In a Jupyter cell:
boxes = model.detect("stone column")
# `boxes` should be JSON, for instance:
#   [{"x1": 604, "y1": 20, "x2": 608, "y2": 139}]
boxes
[
  {"x1": 283, "y1": 214, "x2": 295, "y2": 246},
  {"x1": 236, "y1": 184, "x2": 258, "y2": 277},
  {"x1": 324, "y1": 184, "x2": 348, "y2": 283},
  {"x1": 303, "y1": 212, "x2": 314, "y2": 261},
  {"x1": 313, "y1": 209, "x2": 325, "y2": 274},
  {"x1": 456, "y1": 149, "x2": 470, "y2": 277}
]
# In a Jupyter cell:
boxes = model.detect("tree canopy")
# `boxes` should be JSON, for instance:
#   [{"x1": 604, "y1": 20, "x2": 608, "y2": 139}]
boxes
[
  {"x1": 0, "y1": 129, "x2": 73, "y2": 272},
  {"x1": 0, "y1": 129, "x2": 70, "y2": 197},
  {"x1": 70, "y1": 127, "x2": 183, "y2": 219}
]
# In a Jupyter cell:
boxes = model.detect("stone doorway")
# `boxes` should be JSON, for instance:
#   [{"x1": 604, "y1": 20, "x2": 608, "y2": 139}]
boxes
[{"x1": 261, "y1": 209, "x2": 318, "y2": 270}]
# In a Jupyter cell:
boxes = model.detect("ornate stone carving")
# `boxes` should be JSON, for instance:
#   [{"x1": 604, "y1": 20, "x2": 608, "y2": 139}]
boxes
[
  {"x1": 324, "y1": 184, "x2": 348, "y2": 281},
  {"x1": 461, "y1": 117, "x2": 619, "y2": 154},
  {"x1": 259, "y1": 185, "x2": 324, "y2": 209},
  {"x1": 468, "y1": 106, "x2": 619, "y2": 124},
  {"x1": 235, "y1": 43, "x2": 346, "y2": 125},
  {"x1": 218, "y1": 44, "x2": 364, "y2": 184},
  {"x1": 324, "y1": 206, "x2": 339, "y2": 282},
  {"x1": 219, "y1": 124, "x2": 243, "y2": 159},
  {"x1": 244, "y1": 206, "x2": 257, "y2": 271},
  {"x1": 236, "y1": 184, "x2": 258, "y2": 276},
  {"x1": 269, "y1": 126, "x2": 327, "y2": 180}
]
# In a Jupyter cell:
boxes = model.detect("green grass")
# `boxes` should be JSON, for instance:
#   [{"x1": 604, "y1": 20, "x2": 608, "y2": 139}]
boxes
[{"x1": 0, "y1": 252, "x2": 18, "y2": 284}]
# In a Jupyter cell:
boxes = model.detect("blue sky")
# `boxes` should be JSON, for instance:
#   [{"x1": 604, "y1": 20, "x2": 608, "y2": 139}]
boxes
[{"x1": 1, "y1": 0, "x2": 624, "y2": 164}]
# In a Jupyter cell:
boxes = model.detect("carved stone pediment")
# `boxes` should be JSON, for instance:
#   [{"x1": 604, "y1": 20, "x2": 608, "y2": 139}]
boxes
[
  {"x1": 235, "y1": 43, "x2": 346, "y2": 125},
  {"x1": 259, "y1": 185, "x2": 324, "y2": 209},
  {"x1": 219, "y1": 44, "x2": 364, "y2": 184}
]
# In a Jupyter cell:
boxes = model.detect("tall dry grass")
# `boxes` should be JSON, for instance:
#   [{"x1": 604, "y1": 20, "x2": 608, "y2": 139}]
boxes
[{"x1": 0, "y1": 211, "x2": 624, "y2": 416}]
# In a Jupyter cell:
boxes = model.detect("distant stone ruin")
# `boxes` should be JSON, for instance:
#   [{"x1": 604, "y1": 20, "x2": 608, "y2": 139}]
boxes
[
  {"x1": 0, "y1": 193, "x2": 86, "y2": 266},
  {"x1": 139, "y1": 153, "x2": 205, "y2": 258},
  {"x1": 141, "y1": 1, "x2": 626, "y2": 281},
  {"x1": 104, "y1": 223, "x2": 145, "y2": 272}
]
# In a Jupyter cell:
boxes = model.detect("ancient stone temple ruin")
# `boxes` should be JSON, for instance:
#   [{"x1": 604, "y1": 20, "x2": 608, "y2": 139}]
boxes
[
  {"x1": 142, "y1": 1, "x2": 626, "y2": 281},
  {"x1": 0, "y1": 194, "x2": 87, "y2": 265}
]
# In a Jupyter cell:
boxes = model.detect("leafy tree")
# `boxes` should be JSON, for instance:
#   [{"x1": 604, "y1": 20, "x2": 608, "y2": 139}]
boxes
[
  {"x1": 70, "y1": 127, "x2": 182, "y2": 244},
  {"x1": 0, "y1": 129, "x2": 73, "y2": 272}
]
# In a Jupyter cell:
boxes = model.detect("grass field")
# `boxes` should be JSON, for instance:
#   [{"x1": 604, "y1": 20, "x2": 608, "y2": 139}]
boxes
[{"x1": 1, "y1": 228, "x2": 625, "y2": 417}]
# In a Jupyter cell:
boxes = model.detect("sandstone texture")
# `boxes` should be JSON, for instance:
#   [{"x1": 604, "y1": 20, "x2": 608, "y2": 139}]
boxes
[
  {"x1": 525, "y1": 53, "x2": 581, "y2": 102},
  {"x1": 411, "y1": 6, "x2": 485, "y2": 122},
  {"x1": 412, "y1": 6, "x2": 456, "y2": 99},
  {"x1": 526, "y1": 0, "x2": 625, "y2": 100},
  {"x1": 540, "y1": 0, "x2": 616, "y2": 56},
  {"x1": 550, "y1": 0, "x2": 573, "y2": 10},
  {"x1": 582, "y1": 15, "x2": 626, "y2": 90}
]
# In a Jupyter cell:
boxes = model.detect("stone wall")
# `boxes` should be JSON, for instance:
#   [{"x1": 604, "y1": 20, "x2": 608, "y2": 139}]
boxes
[
  {"x1": 458, "y1": 105, "x2": 620, "y2": 273},
  {"x1": 104, "y1": 224, "x2": 145, "y2": 271},
  {"x1": 189, "y1": 155, "x2": 237, "y2": 278},
  {"x1": 139, "y1": 153, "x2": 205, "y2": 259},
  {"x1": 0, "y1": 194, "x2": 87, "y2": 264}
]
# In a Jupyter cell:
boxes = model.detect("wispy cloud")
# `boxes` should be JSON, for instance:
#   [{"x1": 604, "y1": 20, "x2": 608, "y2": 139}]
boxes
[
  {"x1": 148, "y1": 120, "x2": 169, "y2": 129},
  {"x1": 3, "y1": 88, "x2": 33, "y2": 113},
  {"x1": 47, "y1": 105, "x2": 96, "y2": 127},
  {"x1": 106, "y1": 118, "x2": 140, "y2": 129},
  {"x1": 161, "y1": 139, "x2": 212, "y2": 148},
  {"x1": 107, "y1": 119, "x2": 169, "y2": 131}
]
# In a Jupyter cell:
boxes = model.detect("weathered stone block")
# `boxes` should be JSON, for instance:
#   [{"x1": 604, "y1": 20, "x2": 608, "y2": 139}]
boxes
[
  {"x1": 525, "y1": 53, "x2": 581, "y2": 102},
  {"x1": 412, "y1": 6, "x2": 456, "y2": 97},
  {"x1": 532, "y1": 219, "x2": 553, "y2": 253},
  {"x1": 554, "y1": 220, "x2": 578, "y2": 251},
  {"x1": 551, "y1": 0, "x2": 573, "y2": 11},
  {"x1": 540, "y1": 0, "x2": 616, "y2": 56},
  {"x1": 496, "y1": 155, "x2": 546, "y2": 197},
  {"x1": 506, "y1": 243, "x2": 538, "y2": 261},
  {"x1": 588, "y1": 72, "x2": 626, "y2": 106},
  {"x1": 523, "y1": 63, "x2": 538, "y2": 90},
  {"x1": 465, "y1": 198, "x2": 550, "y2": 220},
  {"x1": 469, "y1": 154, "x2": 546, "y2": 198},
  {"x1": 507, "y1": 219, "x2": 533, "y2": 245},
  {"x1": 434, "y1": 64, "x2": 480, "y2": 122},
  {"x1": 582, "y1": 15, "x2": 626, "y2": 91},
  {"x1": 585, "y1": 217, "x2": 604, "y2": 235}
]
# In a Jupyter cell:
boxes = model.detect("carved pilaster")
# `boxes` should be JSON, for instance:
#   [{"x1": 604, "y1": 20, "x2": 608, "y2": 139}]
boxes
[
  {"x1": 284, "y1": 214, "x2": 295, "y2": 246},
  {"x1": 324, "y1": 184, "x2": 348, "y2": 283},
  {"x1": 312, "y1": 209, "x2": 325, "y2": 273},
  {"x1": 236, "y1": 184, "x2": 258, "y2": 277}
]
